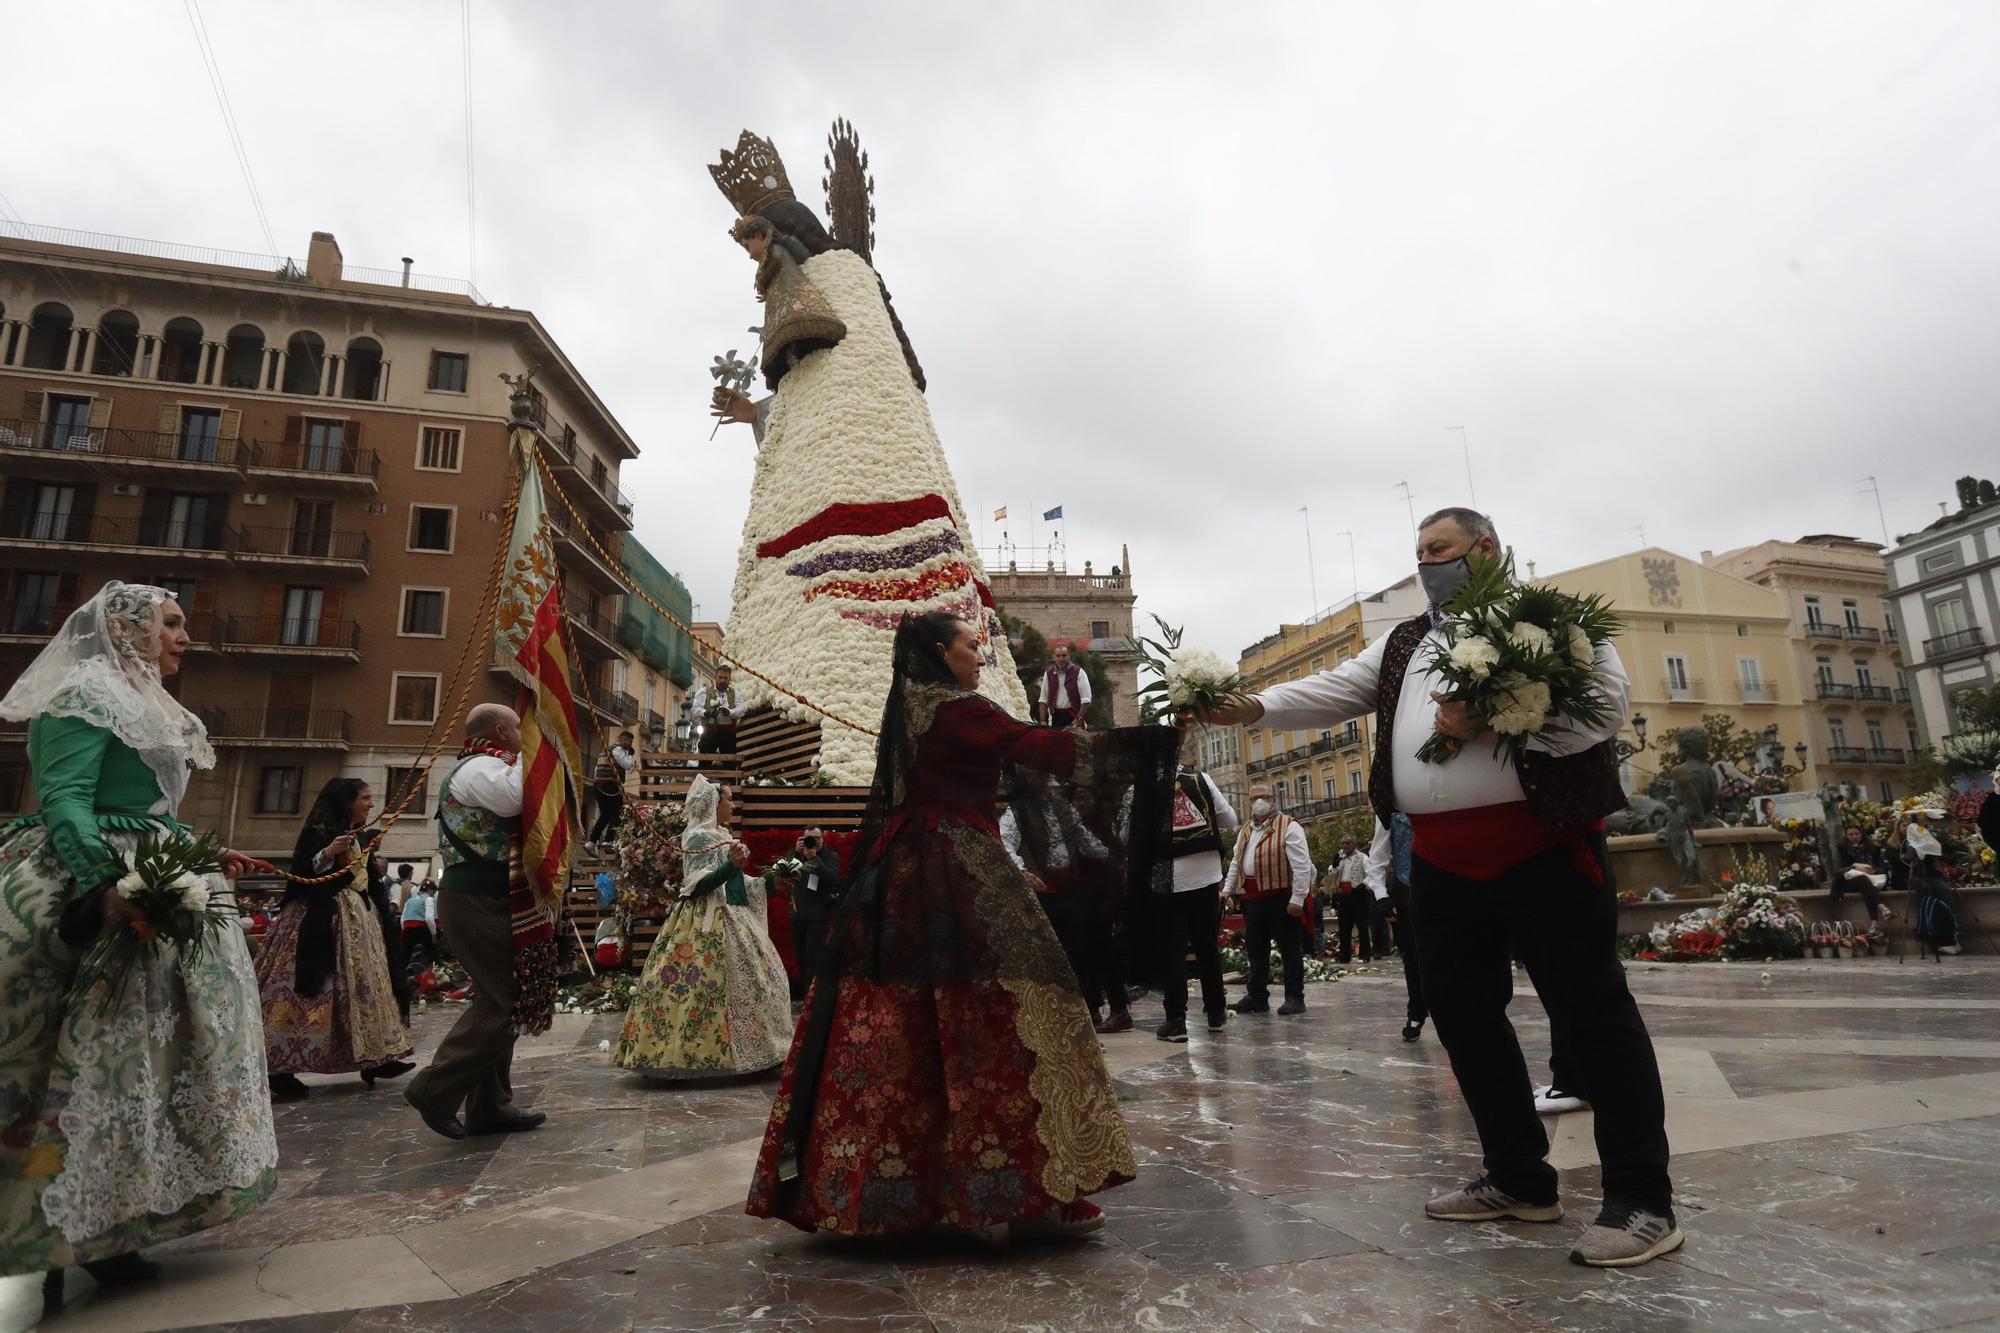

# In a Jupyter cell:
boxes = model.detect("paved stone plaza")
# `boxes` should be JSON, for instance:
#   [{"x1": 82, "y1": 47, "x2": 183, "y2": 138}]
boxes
[{"x1": 8, "y1": 957, "x2": 2000, "y2": 1332}]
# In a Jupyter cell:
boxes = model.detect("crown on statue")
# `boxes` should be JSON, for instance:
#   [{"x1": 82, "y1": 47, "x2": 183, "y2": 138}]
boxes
[{"x1": 709, "y1": 130, "x2": 794, "y2": 217}]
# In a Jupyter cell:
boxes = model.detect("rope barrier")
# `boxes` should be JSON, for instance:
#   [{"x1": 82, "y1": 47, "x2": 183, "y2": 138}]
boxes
[{"x1": 527, "y1": 442, "x2": 880, "y2": 738}]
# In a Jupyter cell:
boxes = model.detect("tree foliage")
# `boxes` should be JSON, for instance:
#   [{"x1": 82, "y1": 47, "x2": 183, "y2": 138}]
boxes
[
  {"x1": 1650, "y1": 712, "x2": 1768, "y2": 770},
  {"x1": 997, "y1": 606, "x2": 1115, "y2": 729}
]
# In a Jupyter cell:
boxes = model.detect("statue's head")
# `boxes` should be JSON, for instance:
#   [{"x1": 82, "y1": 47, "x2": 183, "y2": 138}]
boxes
[{"x1": 1676, "y1": 728, "x2": 1710, "y2": 761}]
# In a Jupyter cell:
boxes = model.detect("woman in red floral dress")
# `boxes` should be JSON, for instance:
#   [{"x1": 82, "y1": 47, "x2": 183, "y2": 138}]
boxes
[{"x1": 746, "y1": 612, "x2": 1175, "y2": 1239}]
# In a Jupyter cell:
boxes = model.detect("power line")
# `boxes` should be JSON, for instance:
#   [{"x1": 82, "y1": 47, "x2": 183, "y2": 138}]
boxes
[
  {"x1": 462, "y1": 0, "x2": 479, "y2": 288},
  {"x1": 181, "y1": 0, "x2": 279, "y2": 259}
]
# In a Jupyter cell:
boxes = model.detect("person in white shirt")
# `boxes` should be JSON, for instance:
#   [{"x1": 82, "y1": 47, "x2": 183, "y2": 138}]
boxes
[
  {"x1": 586, "y1": 729, "x2": 638, "y2": 855},
  {"x1": 1201, "y1": 507, "x2": 1679, "y2": 1270},
  {"x1": 1221, "y1": 784, "x2": 1315, "y2": 1015},
  {"x1": 1154, "y1": 719, "x2": 1239, "y2": 1042},
  {"x1": 1038, "y1": 643, "x2": 1092, "y2": 730},
  {"x1": 690, "y1": 666, "x2": 745, "y2": 755},
  {"x1": 1330, "y1": 836, "x2": 1375, "y2": 963}
]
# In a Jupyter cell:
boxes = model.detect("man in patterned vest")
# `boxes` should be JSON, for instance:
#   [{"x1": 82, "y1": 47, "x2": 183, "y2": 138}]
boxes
[
  {"x1": 404, "y1": 702, "x2": 547, "y2": 1141},
  {"x1": 1039, "y1": 643, "x2": 1092, "y2": 730},
  {"x1": 1221, "y1": 783, "x2": 1315, "y2": 1015},
  {"x1": 1204, "y1": 507, "x2": 1678, "y2": 1269}
]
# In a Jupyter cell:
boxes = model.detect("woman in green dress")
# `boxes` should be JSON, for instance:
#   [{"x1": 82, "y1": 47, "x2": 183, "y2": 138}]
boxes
[{"x1": 0, "y1": 582, "x2": 278, "y2": 1306}]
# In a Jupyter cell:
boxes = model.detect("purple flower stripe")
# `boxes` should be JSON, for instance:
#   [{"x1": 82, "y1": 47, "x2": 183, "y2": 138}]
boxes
[{"x1": 785, "y1": 528, "x2": 963, "y2": 580}]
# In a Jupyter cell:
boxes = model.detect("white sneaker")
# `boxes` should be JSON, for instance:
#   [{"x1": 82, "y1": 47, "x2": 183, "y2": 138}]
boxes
[
  {"x1": 1534, "y1": 1085, "x2": 1588, "y2": 1115},
  {"x1": 1937, "y1": 944, "x2": 1962, "y2": 955}
]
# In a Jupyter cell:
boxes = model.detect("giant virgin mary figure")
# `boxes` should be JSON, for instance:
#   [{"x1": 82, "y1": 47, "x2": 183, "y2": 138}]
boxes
[{"x1": 708, "y1": 126, "x2": 1028, "y2": 782}]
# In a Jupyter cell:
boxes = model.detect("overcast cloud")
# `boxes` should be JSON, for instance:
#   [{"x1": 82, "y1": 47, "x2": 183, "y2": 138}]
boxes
[{"x1": 6, "y1": 2, "x2": 1997, "y2": 660}]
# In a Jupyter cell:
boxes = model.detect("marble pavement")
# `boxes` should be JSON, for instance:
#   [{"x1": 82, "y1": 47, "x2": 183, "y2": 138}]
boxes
[{"x1": 9, "y1": 957, "x2": 2000, "y2": 1332}]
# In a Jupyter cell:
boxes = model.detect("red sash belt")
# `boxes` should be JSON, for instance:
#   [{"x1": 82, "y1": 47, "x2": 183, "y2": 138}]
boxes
[
  {"x1": 1407, "y1": 801, "x2": 1605, "y2": 887},
  {"x1": 1240, "y1": 875, "x2": 1289, "y2": 901}
]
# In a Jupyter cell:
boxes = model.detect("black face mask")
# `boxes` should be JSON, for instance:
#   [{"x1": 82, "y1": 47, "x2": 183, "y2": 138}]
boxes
[{"x1": 1418, "y1": 554, "x2": 1473, "y2": 608}]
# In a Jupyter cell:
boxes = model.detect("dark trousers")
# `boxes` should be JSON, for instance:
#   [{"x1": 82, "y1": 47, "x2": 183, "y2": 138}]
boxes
[
  {"x1": 1158, "y1": 883, "x2": 1227, "y2": 1021},
  {"x1": 698, "y1": 725, "x2": 736, "y2": 755},
  {"x1": 1037, "y1": 891, "x2": 1096, "y2": 1003},
  {"x1": 1386, "y1": 879, "x2": 1425, "y2": 1023},
  {"x1": 1047, "y1": 709, "x2": 1078, "y2": 731},
  {"x1": 791, "y1": 893, "x2": 830, "y2": 997},
  {"x1": 1412, "y1": 846, "x2": 1672, "y2": 1214},
  {"x1": 1241, "y1": 895, "x2": 1304, "y2": 1004},
  {"x1": 588, "y1": 790, "x2": 624, "y2": 844},
  {"x1": 406, "y1": 889, "x2": 520, "y2": 1131},
  {"x1": 1370, "y1": 894, "x2": 1395, "y2": 956},
  {"x1": 1078, "y1": 906, "x2": 1128, "y2": 1014},
  {"x1": 1333, "y1": 889, "x2": 1374, "y2": 962},
  {"x1": 1829, "y1": 871, "x2": 1884, "y2": 921}
]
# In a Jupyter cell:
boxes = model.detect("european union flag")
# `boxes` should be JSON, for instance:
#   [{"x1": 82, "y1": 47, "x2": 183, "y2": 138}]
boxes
[{"x1": 1043, "y1": 505, "x2": 1063, "y2": 521}]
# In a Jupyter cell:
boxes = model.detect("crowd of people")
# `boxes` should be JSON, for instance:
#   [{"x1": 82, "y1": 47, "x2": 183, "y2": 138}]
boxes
[{"x1": 18, "y1": 510, "x2": 2000, "y2": 1310}]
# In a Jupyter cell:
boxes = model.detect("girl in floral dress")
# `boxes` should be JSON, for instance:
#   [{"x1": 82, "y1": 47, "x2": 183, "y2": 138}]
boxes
[{"x1": 613, "y1": 778, "x2": 792, "y2": 1078}]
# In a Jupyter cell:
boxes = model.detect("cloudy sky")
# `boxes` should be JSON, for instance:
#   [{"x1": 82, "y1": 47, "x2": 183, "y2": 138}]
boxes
[{"x1": 7, "y1": 2, "x2": 1998, "y2": 660}]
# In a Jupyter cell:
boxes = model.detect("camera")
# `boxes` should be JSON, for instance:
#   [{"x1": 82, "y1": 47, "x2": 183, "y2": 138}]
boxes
[{"x1": 802, "y1": 835, "x2": 820, "y2": 850}]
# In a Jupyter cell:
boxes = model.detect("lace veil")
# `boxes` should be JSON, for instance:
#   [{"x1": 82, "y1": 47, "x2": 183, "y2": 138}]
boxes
[
  {"x1": 0, "y1": 580, "x2": 214, "y2": 812},
  {"x1": 679, "y1": 775, "x2": 732, "y2": 892}
]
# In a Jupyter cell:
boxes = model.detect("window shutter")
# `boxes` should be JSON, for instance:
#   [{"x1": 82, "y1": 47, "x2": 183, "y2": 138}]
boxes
[
  {"x1": 157, "y1": 403, "x2": 181, "y2": 436},
  {"x1": 69, "y1": 485, "x2": 96, "y2": 530},
  {"x1": 344, "y1": 418, "x2": 361, "y2": 450},
  {"x1": 218, "y1": 407, "x2": 241, "y2": 441},
  {"x1": 57, "y1": 571, "x2": 79, "y2": 621},
  {"x1": 258, "y1": 584, "x2": 282, "y2": 629},
  {"x1": 321, "y1": 588, "x2": 344, "y2": 641},
  {"x1": 284, "y1": 415, "x2": 303, "y2": 446},
  {"x1": 86, "y1": 398, "x2": 112, "y2": 430},
  {"x1": 22, "y1": 390, "x2": 44, "y2": 423},
  {"x1": 140, "y1": 490, "x2": 168, "y2": 528}
]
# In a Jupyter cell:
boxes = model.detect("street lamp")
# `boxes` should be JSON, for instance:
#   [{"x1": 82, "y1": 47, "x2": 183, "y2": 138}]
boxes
[
  {"x1": 1614, "y1": 712, "x2": 1649, "y2": 761},
  {"x1": 672, "y1": 700, "x2": 694, "y2": 754},
  {"x1": 1759, "y1": 724, "x2": 1811, "y2": 779}
]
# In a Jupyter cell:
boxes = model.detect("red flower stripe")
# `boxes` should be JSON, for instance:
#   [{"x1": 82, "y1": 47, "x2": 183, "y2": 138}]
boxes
[
  {"x1": 805, "y1": 562, "x2": 975, "y2": 606},
  {"x1": 756, "y1": 494, "x2": 954, "y2": 559}
]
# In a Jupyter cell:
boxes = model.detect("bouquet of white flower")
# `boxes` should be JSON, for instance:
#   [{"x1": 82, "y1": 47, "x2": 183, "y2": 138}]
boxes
[
  {"x1": 66, "y1": 828, "x2": 235, "y2": 1015},
  {"x1": 1135, "y1": 615, "x2": 1255, "y2": 722},
  {"x1": 1417, "y1": 553, "x2": 1623, "y2": 767}
]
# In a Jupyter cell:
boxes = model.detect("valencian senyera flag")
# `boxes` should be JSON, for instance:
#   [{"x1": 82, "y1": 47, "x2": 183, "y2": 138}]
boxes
[{"x1": 495, "y1": 432, "x2": 584, "y2": 950}]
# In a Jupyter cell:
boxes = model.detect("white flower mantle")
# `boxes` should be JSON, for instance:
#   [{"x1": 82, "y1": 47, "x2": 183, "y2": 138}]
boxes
[{"x1": 724, "y1": 249, "x2": 1028, "y2": 782}]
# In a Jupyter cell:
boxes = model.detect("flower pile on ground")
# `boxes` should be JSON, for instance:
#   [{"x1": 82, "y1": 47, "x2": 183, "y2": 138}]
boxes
[
  {"x1": 1217, "y1": 943, "x2": 1351, "y2": 985},
  {"x1": 556, "y1": 972, "x2": 640, "y2": 1015},
  {"x1": 1638, "y1": 873, "x2": 1806, "y2": 962},
  {"x1": 1771, "y1": 817, "x2": 1826, "y2": 892}
]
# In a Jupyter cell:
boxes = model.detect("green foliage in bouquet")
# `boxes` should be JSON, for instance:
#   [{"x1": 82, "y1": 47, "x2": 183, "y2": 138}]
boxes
[
  {"x1": 1134, "y1": 615, "x2": 1255, "y2": 724},
  {"x1": 1417, "y1": 553, "x2": 1623, "y2": 766},
  {"x1": 67, "y1": 828, "x2": 235, "y2": 1015}
]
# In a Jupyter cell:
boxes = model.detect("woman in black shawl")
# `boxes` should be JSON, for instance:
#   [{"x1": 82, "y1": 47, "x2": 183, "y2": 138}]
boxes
[
  {"x1": 257, "y1": 777, "x2": 414, "y2": 1100},
  {"x1": 745, "y1": 612, "x2": 1176, "y2": 1240}
]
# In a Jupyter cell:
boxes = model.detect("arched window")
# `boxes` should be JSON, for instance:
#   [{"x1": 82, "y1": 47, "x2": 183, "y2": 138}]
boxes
[
  {"x1": 23, "y1": 302, "x2": 74, "y2": 371},
  {"x1": 282, "y1": 331, "x2": 326, "y2": 396},
  {"x1": 159, "y1": 317, "x2": 205, "y2": 384},
  {"x1": 91, "y1": 310, "x2": 141, "y2": 377},
  {"x1": 221, "y1": 324, "x2": 265, "y2": 389},
  {"x1": 341, "y1": 336, "x2": 383, "y2": 401}
]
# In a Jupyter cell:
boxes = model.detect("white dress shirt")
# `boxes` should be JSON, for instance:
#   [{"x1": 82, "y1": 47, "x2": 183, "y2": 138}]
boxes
[
  {"x1": 447, "y1": 754, "x2": 523, "y2": 817},
  {"x1": 1222, "y1": 815, "x2": 1316, "y2": 909},
  {"x1": 1043, "y1": 665, "x2": 1092, "y2": 713},
  {"x1": 1172, "y1": 770, "x2": 1239, "y2": 893},
  {"x1": 1257, "y1": 626, "x2": 1631, "y2": 815},
  {"x1": 690, "y1": 685, "x2": 744, "y2": 724},
  {"x1": 1336, "y1": 848, "x2": 1375, "y2": 896},
  {"x1": 1367, "y1": 820, "x2": 1392, "y2": 894}
]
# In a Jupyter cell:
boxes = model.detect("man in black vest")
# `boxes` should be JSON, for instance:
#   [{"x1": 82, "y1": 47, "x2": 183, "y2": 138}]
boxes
[
  {"x1": 1205, "y1": 508, "x2": 1678, "y2": 1269},
  {"x1": 1154, "y1": 717, "x2": 1239, "y2": 1043}
]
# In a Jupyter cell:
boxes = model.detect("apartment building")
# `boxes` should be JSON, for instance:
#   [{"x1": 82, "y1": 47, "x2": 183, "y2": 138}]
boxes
[
  {"x1": 1705, "y1": 534, "x2": 1919, "y2": 802},
  {"x1": 1882, "y1": 485, "x2": 2000, "y2": 745},
  {"x1": 0, "y1": 223, "x2": 641, "y2": 866},
  {"x1": 1545, "y1": 547, "x2": 1811, "y2": 792}
]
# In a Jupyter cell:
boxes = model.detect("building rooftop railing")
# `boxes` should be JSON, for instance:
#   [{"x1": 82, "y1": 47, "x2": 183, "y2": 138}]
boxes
[{"x1": 1923, "y1": 627, "x2": 1986, "y2": 660}]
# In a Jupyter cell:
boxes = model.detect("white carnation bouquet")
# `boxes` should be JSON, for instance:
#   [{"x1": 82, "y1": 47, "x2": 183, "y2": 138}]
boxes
[
  {"x1": 1418, "y1": 554, "x2": 1622, "y2": 767},
  {"x1": 1135, "y1": 615, "x2": 1254, "y2": 722},
  {"x1": 66, "y1": 828, "x2": 236, "y2": 1015}
]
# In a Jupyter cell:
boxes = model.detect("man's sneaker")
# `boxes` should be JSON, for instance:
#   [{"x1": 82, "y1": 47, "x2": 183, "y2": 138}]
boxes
[
  {"x1": 1230, "y1": 995, "x2": 1269, "y2": 1014},
  {"x1": 1569, "y1": 1203, "x2": 1684, "y2": 1267},
  {"x1": 1938, "y1": 944, "x2": 1963, "y2": 955},
  {"x1": 1534, "y1": 1085, "x2": 1588, "y2": 1115},
  {"x1": 1206, "y1": 1010, "x2": 1229, "y2": 1031},
  {"x1": 1401, "y1": 1019, "x2": 1424, "y2": 1043},
  {"x1": 1276, "y1": 999, "x2": 1305, "y2": 1016},
  {"x1": 1425, "y1": 1176, "x2": 1563, "y2": 1224},
  {"x1": 1156, "y1": 1018, "x2": 1188, "y2": 1043}
]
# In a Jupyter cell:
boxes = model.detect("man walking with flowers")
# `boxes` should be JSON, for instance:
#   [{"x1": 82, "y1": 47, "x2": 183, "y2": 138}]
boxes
[{"x1": 1203, "y1": 508, "x2": 1679, "y2": 1268}]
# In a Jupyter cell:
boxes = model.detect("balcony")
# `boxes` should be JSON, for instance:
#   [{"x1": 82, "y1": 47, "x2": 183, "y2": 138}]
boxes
[
  {"x1": 0, "y1": 511, "x2": 233, "y2": 564},
  {"x1": 567, "y1": 605, "x2": 622, "y2": 659},
  {"x1": 546, "y1": 507, "x2": 625, "y2": 590},
  {"x1": 1844, "y1": 625, "x2": 1883, "y2": 644},
  {"x1": 1924, "y1": 628, "x2": 1986, "y2": 661},
  {"x1": 1246, "y1": 756, "x2": 1275, "y2": 775},
  {"x1": 1737, "y1": 680, "x2": 1778, "y2": 703},
  {"x1": 537, "y1": 417, "x2": 634, "y2": 529},
  {"x1": 1284, "y1": 792, "x2": 1372, "y2": 822},
  {"x1": 1661, "y1": 676, "x2": 1704, "y2": 702},
  {"x1": 197, "y1": 708, "x2": 352, "y2": 749},
  {"x1": 1894, "y1": 687, "x2": 1911, "y2": 704},
  {"x1": 1804, "y1": 622, "x2": 1845, "y2": 641},
  {"x1": 220, "y1": 615, "x2": 363, "y2": 661},
  {"x1": 1336, "y1": 725, "x2": 1364, "y2": 750},
  {"x1": 645, "y1": 709, "x2": 667, "y2": 738},
  {"x1": 1816, "y1": 682, "x2": 1893, "y2": 703},
  {"x1": 232, "y1": 524, "x2": 370, "y2": 575},
  {"x1": 1868, "y1": 747, "x2": 1907, "y2": 764},
  {"x1": 1309, "y1": 736, "x2": 1334, "y2": 755},
  {"x1": 1826, "y1": 745, "x2": 1869, "y2": 765},
  {"x1": 246, "y1": 441, "x2": 381, "y2": 492},
  {"x1": 0, "y1": 416, "x2": 248, "y2": 477},
  {"x1": 599, "y1": 690, "x2": 640, "y2": 724}
]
